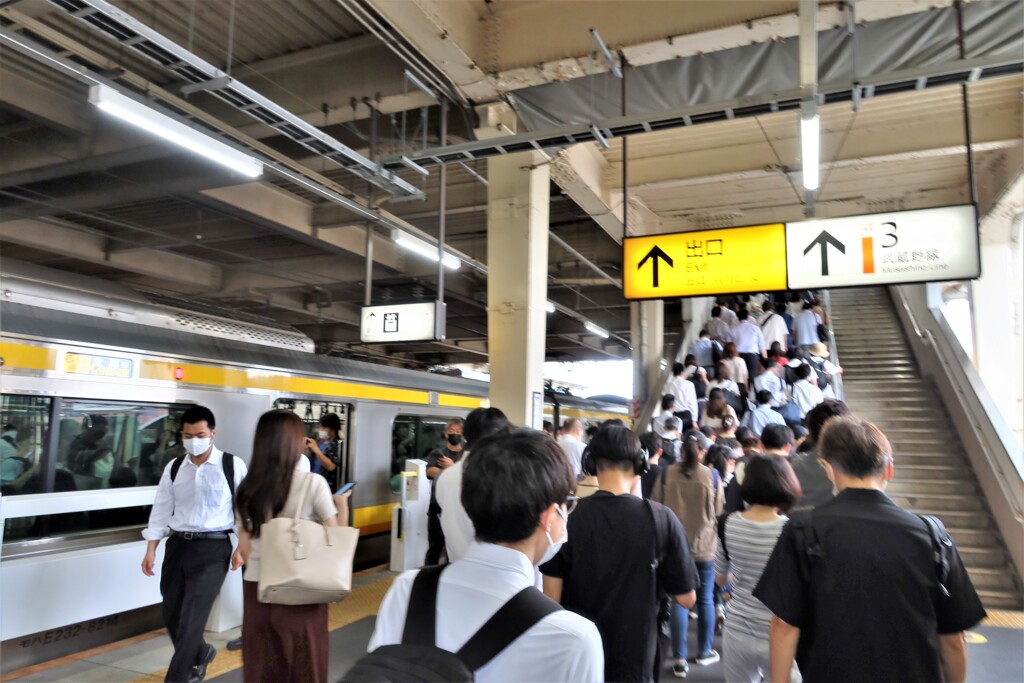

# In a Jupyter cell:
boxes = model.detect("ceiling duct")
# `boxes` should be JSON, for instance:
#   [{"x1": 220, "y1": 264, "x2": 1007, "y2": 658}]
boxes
[{"x1": 46, "y1": 0, "x2": 423, "y2": 200}]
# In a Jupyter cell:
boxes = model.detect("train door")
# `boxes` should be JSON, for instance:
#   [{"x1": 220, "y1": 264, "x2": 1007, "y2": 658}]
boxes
[{"x1": 273, "y1": 399, "x2": 351, "y2": 489}]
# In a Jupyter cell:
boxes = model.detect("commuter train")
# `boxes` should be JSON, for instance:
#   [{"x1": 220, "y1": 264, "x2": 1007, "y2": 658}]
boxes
[{"x1": 0, "y1": 260, "x2": 627, "y2": 670}]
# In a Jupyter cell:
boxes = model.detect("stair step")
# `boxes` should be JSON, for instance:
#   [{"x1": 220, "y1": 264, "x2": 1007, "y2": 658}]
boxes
[
  {"x1": 967, "y1": 567, "x2": 1022, "y2": 591},
  {"x1": 958, "y1": 547, "x2": 1016, "y2": 568},
  {"x1": 945, "y1": 527, "x2": 998, "y2": 545},
  {"x1": 888, "y1": 479, "x2": 979, "y2": 495},
  {"x1": 895, "y1": 492, "x2": 987, "y2": 511},
  {"x1": 901, "y1": 464, "x2": 970, "y2": 481},
  {"x1": 918, "y1": 511, "x2": 994, "y2": 529},
  {"x1": 976, "y1": 589, "x2": 1024, "y2": 610},
  {"x1": 892, "y1": 456, "x2": 969, "y2": 468}
]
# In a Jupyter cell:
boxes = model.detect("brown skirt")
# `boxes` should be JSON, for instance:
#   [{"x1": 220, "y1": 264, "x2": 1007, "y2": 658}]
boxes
[{"x1": 242, "y1": 580, "x2": 329, "y2": 683}]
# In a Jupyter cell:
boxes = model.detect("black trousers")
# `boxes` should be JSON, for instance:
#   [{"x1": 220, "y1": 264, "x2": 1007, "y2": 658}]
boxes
[
  {"x1": 425, "y1": 485, "x2": 446, "y2": 565},
  {"x1": 739, "y1": 352, "x2": 761, "y2": 393},
  {"x1": 160, "y1": 535, "x2": 232, "y2": 683}
]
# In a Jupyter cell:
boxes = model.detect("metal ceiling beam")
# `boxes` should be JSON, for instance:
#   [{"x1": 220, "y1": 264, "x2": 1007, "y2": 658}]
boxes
[
  {"x1": 0, "y1": 218, "x2": 222, "y2": 288},
  {"x1": 45, "y1": 0, "x2": 422, "y2": 199},
  {"x1": 383, "y1": 54, "x2": 1022, "y2": 171}
]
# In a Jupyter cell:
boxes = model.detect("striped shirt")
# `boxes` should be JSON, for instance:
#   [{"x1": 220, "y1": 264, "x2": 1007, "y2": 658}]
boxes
[{"x1": 714, "y1": 512, "x2": 788, "y2": 637}]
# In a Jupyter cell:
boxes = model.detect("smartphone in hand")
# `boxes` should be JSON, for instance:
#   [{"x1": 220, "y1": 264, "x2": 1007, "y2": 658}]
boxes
[{"x1": 336, "y1": 481, "x2": 357, "y2": 495}]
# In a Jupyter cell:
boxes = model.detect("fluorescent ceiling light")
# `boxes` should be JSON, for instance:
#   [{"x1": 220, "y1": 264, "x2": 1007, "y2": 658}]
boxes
[
  {"x1": 546, "y1": 301, "x2": 556, "y2": 313},
  {"x1": 801, "y1": 114, "x2": 820, "y2": 191},
  {"x1": 391, "y1": 228, "x2": 460, "y2": 270},
  {"x1": 585, "y1": 321, "x2": 609, "y2": 338},
  {"x1": 400, "y1": 156, "x2": 430, "y2": 176},
  {"x1": 88, "y1": 84, "x2": 262, "y2": 178}
]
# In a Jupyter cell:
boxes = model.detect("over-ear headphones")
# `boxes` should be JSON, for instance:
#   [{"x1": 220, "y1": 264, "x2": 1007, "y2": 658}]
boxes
[{"x1": 581, "y1": 444, "x2": 650, "y2": 476}]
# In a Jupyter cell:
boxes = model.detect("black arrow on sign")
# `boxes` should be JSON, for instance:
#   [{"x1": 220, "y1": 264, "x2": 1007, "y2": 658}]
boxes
[
  {"x1": 803, "y1": 230, "x2": 846, "y2": 277},
  {"x1": 638, "y1": 245, "x2": 673, "y2": 288}
]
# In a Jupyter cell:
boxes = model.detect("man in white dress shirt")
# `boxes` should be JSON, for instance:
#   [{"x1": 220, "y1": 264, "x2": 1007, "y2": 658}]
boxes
[
  {"x1": 731, "y1": 308, "x2": 769, "y2": 384},
  {"x1": 706, "y1": 306, "x2": 733, "y2": 343},
  {"x1": 435, "y1": 407, "x2": 510, "y2": 563},
  {"x1": 793, "y1": 302, "x2": 823, "y2": 349},
  {"x1": 665, "y1": 362, "x2": 699, "y2": 423},
  {"x1": 141, "y1": 406, "x2": 247, "y2": 683},
  {"x1": 369, "y1": 428, "x2": 604, "y2": 682},
  {"x1": 558, "y1": 417, "x2": 588, "y2": 479}
]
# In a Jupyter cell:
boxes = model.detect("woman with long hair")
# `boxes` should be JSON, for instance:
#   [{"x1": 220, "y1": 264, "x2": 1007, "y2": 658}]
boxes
[
  {"x1": 715, "y1": 454, "x2": 802, "y2": 682},
  {"x1": 709, "y1": 363, "x2": 740, "y2": 396},
  {"x1": 653, "y1": 430, "x2": 725, "y2": 676},
  {"x1": 701, "y1": 388, "x2": 738, "y2": 432},
  {"x1": 235, "y1": 410, "x2": 351, "y2": 683}
]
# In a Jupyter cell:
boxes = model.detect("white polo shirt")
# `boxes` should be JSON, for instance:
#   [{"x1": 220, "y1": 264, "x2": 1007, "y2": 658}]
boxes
[
  {"x1": 368, "y1": 543, "x2": 604, "y2": 682},
  {"x1": 558, "y1": 434, "x2": 587, "y2": 479}
]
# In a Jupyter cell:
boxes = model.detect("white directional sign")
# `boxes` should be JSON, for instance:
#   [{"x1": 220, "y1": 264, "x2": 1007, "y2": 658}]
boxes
[
  {"x1": 786, "y1": 205, "x2": 979, "y2": 289},
  {"x1": 360, "y1": 301, "x2": 446, "y2": 343}
]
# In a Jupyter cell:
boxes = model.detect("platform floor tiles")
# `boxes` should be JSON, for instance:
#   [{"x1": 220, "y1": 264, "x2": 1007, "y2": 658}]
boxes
[{"x1": 5, "y1": 568, "x2": 1023, "y2": 682}]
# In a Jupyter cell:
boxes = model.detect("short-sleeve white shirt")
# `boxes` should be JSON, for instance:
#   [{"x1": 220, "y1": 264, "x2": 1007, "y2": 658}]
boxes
[
  {"x1": 368, "y1": 543, "x2": 604, "y2": 682},
  {"x1": 435, "y1": 458, "x2": 476, "y2": 563}
]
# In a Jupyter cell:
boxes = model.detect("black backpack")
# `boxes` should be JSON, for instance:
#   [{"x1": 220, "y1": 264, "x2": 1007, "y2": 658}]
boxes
[
  {"x1": 807, "y1": 359, "x2": 831, "y2": 392},
  {"x1": 170, "y1": 452, "x2": 236, "y2": 496},
  {"x1": 788, "y1": 510, "x2": 954, "y2": 596},
  {"x1": 341, "y1": 565, "x2": 562, "y2": 682}
]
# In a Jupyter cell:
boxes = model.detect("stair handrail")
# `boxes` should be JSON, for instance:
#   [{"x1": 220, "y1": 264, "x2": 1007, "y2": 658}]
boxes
[
  {"x1": 821, "y1": 289, "x2": 844, "y2": 400},
  {"x1": 891, "y1": 284, "x2": 1024, "y2": 583}
]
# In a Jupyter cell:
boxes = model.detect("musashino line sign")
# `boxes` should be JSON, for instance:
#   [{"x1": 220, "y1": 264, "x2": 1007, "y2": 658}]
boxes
[
  {"x1": 786, "y1": 205, "x2": 979, "y2": 289},
  {"x1": 623, "y1": 224, "x2": 787, "y2": 300}
]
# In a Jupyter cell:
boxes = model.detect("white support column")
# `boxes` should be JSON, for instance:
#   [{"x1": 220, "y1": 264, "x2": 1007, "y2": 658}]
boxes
[
  {"x1": 631, "y1": 299, "x2": 665, "y2": 419},
  {"x1": 971, "y1": 207, "x2": 1024, "y2": 439},
  {"x1": 486, "y1": 151, "x2": 550, "y2": 427}
]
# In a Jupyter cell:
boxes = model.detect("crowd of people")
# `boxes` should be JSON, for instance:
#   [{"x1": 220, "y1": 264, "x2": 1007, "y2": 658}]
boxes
[{"x1": 140, "y1": 345, "x2": 986, "y2": 683}]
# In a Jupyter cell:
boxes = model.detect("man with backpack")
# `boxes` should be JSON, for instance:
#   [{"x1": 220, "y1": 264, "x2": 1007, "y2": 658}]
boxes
[
  {"x1": 754, "y1": 416, "x2": 985, "y2": 683},
  {"x1": 142, "y1": 406, "x2": 247, "y2": 683},
  {"x1": 363, "y1": 428, "x2": 603, "y2": 682},
  {"x1": 541, "y1": 426, "x2": 698, "y2": 682}
]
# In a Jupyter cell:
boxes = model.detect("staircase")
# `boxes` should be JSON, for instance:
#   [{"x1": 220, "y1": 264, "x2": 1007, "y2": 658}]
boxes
[{"x1": 828, "y1": 287, "x2": 1023, "y2": 610}]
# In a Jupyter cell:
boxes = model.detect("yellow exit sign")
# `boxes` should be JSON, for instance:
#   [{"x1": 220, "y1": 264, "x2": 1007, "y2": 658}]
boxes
[{"x1": 623, "y1": 224, "x2": 788, "y2": 299}]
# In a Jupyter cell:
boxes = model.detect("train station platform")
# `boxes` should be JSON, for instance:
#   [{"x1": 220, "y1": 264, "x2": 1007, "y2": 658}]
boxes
[{"x1": 4, "y1": 565, "x2": 1023, "y2": 683}]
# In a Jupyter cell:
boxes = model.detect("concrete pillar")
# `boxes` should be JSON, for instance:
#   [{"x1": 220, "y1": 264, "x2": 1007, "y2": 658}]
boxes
[
  {"x1": 971, "y1": 209, "x2": 1024, "y2": 438},
  {"x1": 631, "y1": 299, "x2": 665, "y2": 412},
  {"x1": 486, "y1": 151, "x2": 550, "y2": 427}
]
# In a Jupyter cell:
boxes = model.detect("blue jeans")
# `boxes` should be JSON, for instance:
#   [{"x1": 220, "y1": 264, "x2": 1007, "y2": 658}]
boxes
[{"x1": 671, "y1": 560, "x2": 716, "y2": 660}]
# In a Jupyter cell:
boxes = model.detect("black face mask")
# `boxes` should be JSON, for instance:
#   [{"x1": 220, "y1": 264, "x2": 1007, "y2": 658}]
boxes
[{"x1": 447, "y1": 434, "x2": 462, "y2": 446}]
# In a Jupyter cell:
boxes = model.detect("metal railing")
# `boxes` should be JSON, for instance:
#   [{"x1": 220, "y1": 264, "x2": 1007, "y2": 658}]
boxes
[{"x1": 820, "y1": 289, "x2": 844, "y2": 400}]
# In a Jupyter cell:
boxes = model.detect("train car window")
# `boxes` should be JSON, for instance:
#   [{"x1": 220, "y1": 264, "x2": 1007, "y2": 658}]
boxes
[
  {"x1": 0, "y1": 395, "x2": 53, "y2": 498},
  {"x1": 390, "y1": 415, "x2": 461, "y2": 476},
  {"x1": 3, "y1": 399, "x2": 190, "y2": 544},
  {"x1": 273, "y1": 399, "x2": 351, "y2": 488}
]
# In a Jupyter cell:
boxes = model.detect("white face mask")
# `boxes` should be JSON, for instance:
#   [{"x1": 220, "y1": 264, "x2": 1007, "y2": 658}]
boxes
[
  {"x1": 182, "y1": 437, "x2": 212, "y2": 457},
  {"x1": 539, "y1": 507, "x2": 569, "y2": 565},
  {"x1": 317, "y1": 429, "x2": 329, "y2": 441}
]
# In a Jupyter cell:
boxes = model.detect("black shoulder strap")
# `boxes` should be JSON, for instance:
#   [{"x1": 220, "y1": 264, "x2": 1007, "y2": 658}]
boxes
[
  {"x1": 170, "y1": 455, "x2": 185, "y2": 483},
  {"x1": 222, "y1": 452, "x2": 235, "y2": 497},
  {"x1": 170, "y1": 453, "x2": 235, "y2": 497},
  {"x1": 718, "y1": 511, "x2": 732, "y2": 563},
  {"x1": 918, "y1": 514, "x2": 953, "y2": 599},
  {"x1": 456, "y1": 587, "x2": 562, "y2": 671},
  {"x1": 788, "y1": 509, "x2": 823, "y2": 582},
  {"x1": 402, "y1": 565, "x2": 446, "y2": 646}
]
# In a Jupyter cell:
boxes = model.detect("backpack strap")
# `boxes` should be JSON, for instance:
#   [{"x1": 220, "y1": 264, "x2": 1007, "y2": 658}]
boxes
[
  {"x1": 170, "y1": 455, "x2": 185, "y2": 483},
  {"x1": 918, "y1": 514, "x2": 953, "y2": 599},
  {"x1": 402, "y1": 565, "x2": 447, "y2": 646},
  {"x1": 455, "y1": 587, "x2": 562, "y2": 670},
  {"x1": 222, "y1": 452, "x2": 236, "y2": 497},
  {"x1": 170, "y1": 452, "x2": 236, "y2": 497},
  {"x1": 787, "y1": 509, "x2": 823, "y2": 583}
]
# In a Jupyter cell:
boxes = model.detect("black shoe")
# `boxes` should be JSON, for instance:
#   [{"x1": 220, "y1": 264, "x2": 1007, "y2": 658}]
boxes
[
  {"x1": 191, "y1": 643, "x2": 216, "y2": 682},
  {"x1": 226, "y1": 637, "x2": 242, "y2": 651}
]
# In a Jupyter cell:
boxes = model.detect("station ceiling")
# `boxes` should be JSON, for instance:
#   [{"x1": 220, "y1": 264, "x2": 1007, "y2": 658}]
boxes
[{"x1": 0, "y1": 0, "x2": 1021, "y2": 369}]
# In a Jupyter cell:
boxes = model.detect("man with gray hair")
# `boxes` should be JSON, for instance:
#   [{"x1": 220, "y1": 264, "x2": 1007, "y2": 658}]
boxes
[
  {"x1": 754, "y1": 416, "x2": 985, "y2": 683},
  {"x1": 558, "y1": 417, "x2": 586, "y2": 479}
]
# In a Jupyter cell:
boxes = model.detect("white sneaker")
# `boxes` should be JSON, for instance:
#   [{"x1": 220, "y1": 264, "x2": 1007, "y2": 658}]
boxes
[
  {"x1": 694, "y1": 650, "x2": 720, "y2": 666},
  {"x1": 672, "y1": 661, "x2": 688, "y2": 678}
]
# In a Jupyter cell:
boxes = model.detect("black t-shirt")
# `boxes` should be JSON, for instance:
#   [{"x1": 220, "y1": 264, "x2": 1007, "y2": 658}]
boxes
[
  {"x1": 640, "y1": 463, "x2": 663, "y2": 500},
  {"x1": 424, "y1": 447, "x2": 462, "y2": 478},
  {"x1": 753, "y1": 488, "x2": 986, "y2": 683},
  {"x1": 540, "y1": 491, "x2": 698, "y2": 683}
]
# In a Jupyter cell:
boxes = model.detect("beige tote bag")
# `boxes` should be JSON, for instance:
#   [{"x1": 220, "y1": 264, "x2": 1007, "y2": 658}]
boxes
[{"x1": 258, "y1": 472, "x2": 359, "y2": 605}]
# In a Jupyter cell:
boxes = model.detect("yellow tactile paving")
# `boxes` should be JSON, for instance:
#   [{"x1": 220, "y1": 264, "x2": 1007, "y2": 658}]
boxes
[
  {"x1": 981, "y1": 609, "x2": 1024, "y2": 629},
  {"x1": 128, "y1": 573, "x2": 395, "y2": 683}
]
